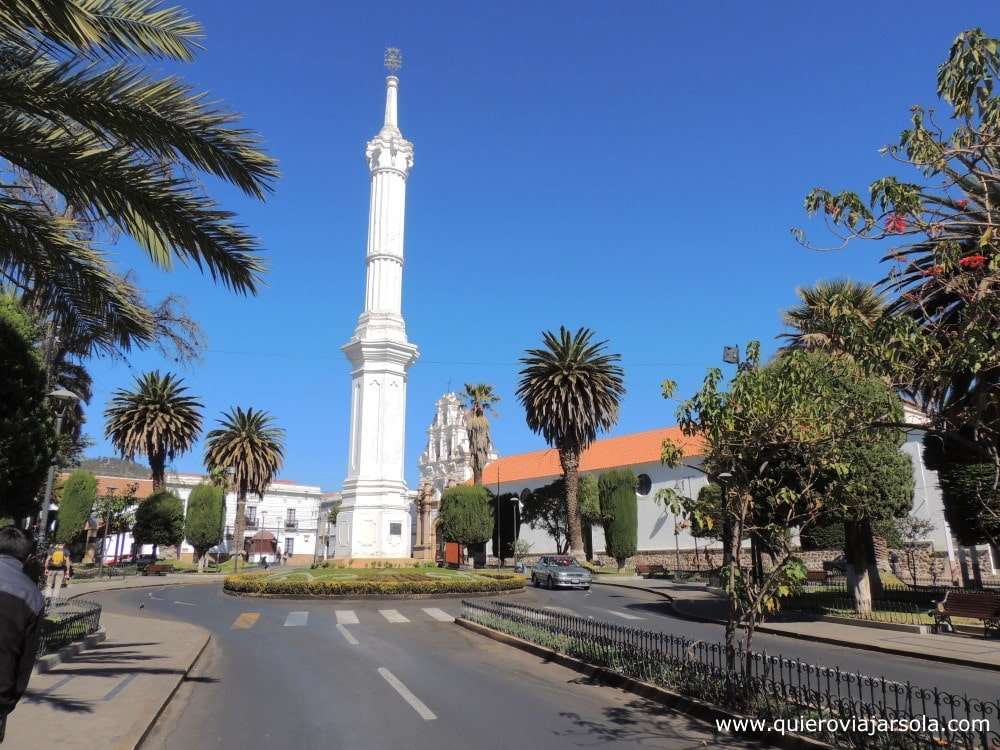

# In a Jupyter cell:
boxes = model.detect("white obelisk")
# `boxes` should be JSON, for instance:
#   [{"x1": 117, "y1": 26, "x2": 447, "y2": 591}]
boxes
[{"x1": 335, "y1": 49, "x2": 418, "y2": 559}]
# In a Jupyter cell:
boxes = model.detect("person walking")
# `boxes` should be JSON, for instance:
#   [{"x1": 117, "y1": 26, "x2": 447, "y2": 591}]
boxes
[
  {"x1": 43, "y1": 544, "x2": 71, "y2": 600},
  {"x1": 0, "y1": 527, "x2": 45, "y2": 742}
]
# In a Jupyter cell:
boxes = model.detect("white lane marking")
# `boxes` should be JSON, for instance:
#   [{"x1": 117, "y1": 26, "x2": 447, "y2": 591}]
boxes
[
  {"x1": 379, "y1": 609, "x2": 409, "y2": 623},
  {"x1": 173, "y1": 601, "x2": 196, "y2": 606},
  {"x1": 603, "y1": 608, "x2": 644, "y2": 621},
  {"x1": 422, "y1": 608, "x2": 454, "y2": 622},
  {"x1": 337, "y1": 624, "x2": 359, "y2": 645},
  {"x1": 147, "y1": 592, "x2": 165, "y2": 601},
  {"x1": 378, "y1": 668, "x2": 436, "y2": 721},
  {"x1": 335, "y1": 610, "x2": 359, "y2": 625},
  {"x1": 284, "y1": 611, "x2": 308, "y2": 627}
]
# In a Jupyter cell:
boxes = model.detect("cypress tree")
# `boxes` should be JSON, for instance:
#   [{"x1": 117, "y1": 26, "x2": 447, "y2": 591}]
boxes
[
  {"x1": 599, "y1": 469, "x2": 637, "y2": 571},
  {"x1": 184, "y1": 483, "x2": 225, "y2": 571},
  {"x1": 439, "y1": 485, "x2": 493, "y2": 548},
  {"x1": 133, "y1": 490, "x2": 185, "y2": 556},
  {"x1": 56, "y1": 470, "x2": 97, "y2": 544}
]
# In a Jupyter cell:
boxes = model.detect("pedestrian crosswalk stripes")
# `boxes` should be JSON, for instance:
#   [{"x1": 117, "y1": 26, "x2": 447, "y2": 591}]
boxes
[
  {"x1": 284, "y1": 611, "x2": 309, "y2": 627},
  {"x1": 422, "y1": 608, "x2": 454, "y2": 622},
  {"x1": 379, "y1": 609, "x2": 409, "y2": 623},
  {"x1": 231, "y1": 612, "x2": 260, "y2": 629},
  {"x1": 336, "y1": 610, "x2": 359, "y2": 624}
]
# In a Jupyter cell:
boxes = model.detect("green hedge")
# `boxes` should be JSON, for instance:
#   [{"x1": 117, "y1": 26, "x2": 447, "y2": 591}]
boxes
[{"x1": 224, "y1": 572, "x2": 526, "y2": 597}]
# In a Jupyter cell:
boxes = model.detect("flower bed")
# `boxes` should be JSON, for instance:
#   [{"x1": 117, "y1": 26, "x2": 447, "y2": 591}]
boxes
[{"x1": 224, "y1": 571, "x2": 525, "y2": 598}]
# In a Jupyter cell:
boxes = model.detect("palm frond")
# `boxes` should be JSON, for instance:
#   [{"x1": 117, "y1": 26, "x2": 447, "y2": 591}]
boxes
[
  {"x1": 0, "y1": 0, "x2": 200, "y2": 60},
  {"x1": 204, "y1": 406, "x2": 285, "y2": 499}
]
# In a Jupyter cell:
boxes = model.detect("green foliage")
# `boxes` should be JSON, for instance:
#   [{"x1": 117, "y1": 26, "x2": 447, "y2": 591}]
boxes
[
  {"x1": 520, "y1": 479, "x2": 569, "y2": 553},
  {"x1": 939, "y1": 462, "x2": 1000, "y2": 546},
  {"x1": 490, "y1": 492, "x2": 519, "y2": 560},
  {"x1": 183, "y1": 483, "x2": 224, "y2": 555},
  {"x1": 224, "y1": 572, "x2": 525, "y2": 596},
  {"x1": 799, "y1": 520, "x2": 845, "y2": 551},
  {"x1": 438, "y1": 485, "x2": 493, "y2": 546},
  {"x1": 0, "y1": 294, "x2": 55, "y2": 520},
  {"x1": 132, "y1": 490, "x2": 184, "y2": 548},
  {"x1": 56, "y1": 470, "x2": 97, "y2": 543},
  {"x1": 599, "y1": 469, "x2": 637, "y2": 568},
  {"x1": 578, "y1": 475, "x2": 602, "y2": 524},
  {"x1": 104, "y1": 371, "x2": 202, "y2": 487}
]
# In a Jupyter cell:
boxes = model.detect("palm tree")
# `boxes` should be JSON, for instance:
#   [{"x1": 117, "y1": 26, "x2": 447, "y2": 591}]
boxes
[
  {"x1": 779, "y1": 280, "x2": 885, "y2": 353},
  {"x1": 0, "y1": 1, "x2": 277, "y2": 351},
  {"x1": 204, "y1": 407, "x2": 285, "y2": 572},
  {"x1": 517, "y1": 327, "x2": 624, "y2": 557},
  {"x1": 464, "y1": 383, "x2": 499, "y2": 486},
  {"x1": 104, "y1": 371, "x2": 202, "y2": 489}
]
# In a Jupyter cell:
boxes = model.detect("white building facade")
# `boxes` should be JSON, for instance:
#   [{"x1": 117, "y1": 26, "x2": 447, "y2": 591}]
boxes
[
  {"x1": 335, "y1": 52, "x2": 419, "y2": 560},
  {"x1": 93, "y1": 473, "x2": 324, "y2": 565},
  {"x1": 417, "y1": 392, "x2": 497, "y2": 501}
]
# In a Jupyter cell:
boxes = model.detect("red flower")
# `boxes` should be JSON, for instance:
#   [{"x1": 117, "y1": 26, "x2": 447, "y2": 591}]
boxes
[
  {"x1": 885, "y1": 213, "x2": 907, "y2": 234},
  {"x1": 956, "y1": 199, "x2": 968, "y2": 208},
  {"x1": 959, "y1": 254, "x2": 988, "y2": 270},
  {"x1": 921, "y1": 265, "x2": 944, "y2": 276}
]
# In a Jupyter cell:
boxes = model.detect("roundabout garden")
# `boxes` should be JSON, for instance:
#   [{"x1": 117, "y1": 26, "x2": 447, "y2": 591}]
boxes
[{"x1": 223, "y1": 564, "x2": 526, "y2": 599}]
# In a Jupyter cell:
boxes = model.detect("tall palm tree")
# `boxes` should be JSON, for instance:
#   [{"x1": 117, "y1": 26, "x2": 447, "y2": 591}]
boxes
[
  {"x1": 517, "y1": 327, "x2": 624, "y2": 557},
  {"x1": 104, "y1": 370, "x2": 202, "y2": 489},
  {"x1": 0, "y1": 1, "x2": 278, "y2": 351},
  {"x1": 779, "y1": 280, "x2": 885, "y2": 353},
  {"x1": 463, "y1": 383, "x2": 499, "y2": 486},
  {"x1": 204, "y1": 407, "x2": 285, "y2": 572}
]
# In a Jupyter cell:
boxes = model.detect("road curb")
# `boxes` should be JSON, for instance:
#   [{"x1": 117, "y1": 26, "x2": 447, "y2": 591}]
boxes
[
  {"x1": 590, "y1": 579, "x2": 675, "y2": 600},
  {"x1": 221, "y1": 587, "x2": 526, "y2": 601},
  {"x1": 34, "y1": 629, "x2": 107, "y2": 674},
  {"x1": 67, "y1": 576, "x2": 225, "y2": 601},
  {"x1": 130, "y1": 632, "x2": 212, "y2": 750},
  {"x1": 454, "y1": 617, "x2": 829, "y2": 750},
  {"x1": 667, "y1": 601, "x2": 1000, "y2": 673}
]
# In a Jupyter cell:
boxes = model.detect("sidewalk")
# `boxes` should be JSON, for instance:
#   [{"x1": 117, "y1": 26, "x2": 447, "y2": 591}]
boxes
[
  {"x1": 6, "y1": 611, "x2": 209, "y2": 749},
  {"x1": 593, "y1": 576, "x2": 1000, "y2": 671},
  {"x1": 66, "y1": 572, "x2": 226, "y2": 600}
]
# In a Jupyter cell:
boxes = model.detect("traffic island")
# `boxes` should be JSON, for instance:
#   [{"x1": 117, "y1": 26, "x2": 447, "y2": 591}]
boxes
[{"x1": 222, "y1": 567, "x2": 526, "y2": 599}]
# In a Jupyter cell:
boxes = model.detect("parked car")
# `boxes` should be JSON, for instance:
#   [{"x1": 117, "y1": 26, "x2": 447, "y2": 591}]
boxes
[{"x1": 531, "y1": 555, "x2": 592, "y2": 590}]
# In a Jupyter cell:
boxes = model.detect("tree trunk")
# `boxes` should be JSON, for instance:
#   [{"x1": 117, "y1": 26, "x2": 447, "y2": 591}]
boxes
[
  {"x1": 844, "y1": 521, "x2": 873, "y2": 613},
  {"x1": 559, "y1": 446, "x2": 584, "y2": 557},
  {"x1": 472, "y1": 466, "x2": 482, "y2": 486},
  {"x1": 232, "y1": 489, "x2": 247, "y2": 574},
  {"x1": 149, "y1": 446, "x2": 166, "y2": 492},
  {"x1": 721, "y1": 512, "x2": 739, "y2": 707},
  {"x1": 863, "y1": 521, "x2": 885, "y2": 600}
]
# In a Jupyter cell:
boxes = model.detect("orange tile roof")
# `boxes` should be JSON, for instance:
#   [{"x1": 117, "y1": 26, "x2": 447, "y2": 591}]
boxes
[{"x1": 481, "y1": 426, "x2": 704, "y2": 486}]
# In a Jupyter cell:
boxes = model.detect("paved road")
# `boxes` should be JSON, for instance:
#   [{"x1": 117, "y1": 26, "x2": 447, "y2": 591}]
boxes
[
  {"x1": 527, "y1": 582, "x2": 1000, "y2": 701},
  {"x1": 92, "y1": 584, "x2": 755, "y2": 750}
]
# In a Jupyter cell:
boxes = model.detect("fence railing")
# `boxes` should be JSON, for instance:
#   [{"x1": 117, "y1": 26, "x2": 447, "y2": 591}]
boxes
[
  {"x1": 39, "y1": 599, "x2": 102, "y2": 655},
  {"x1": 461, "y1": 598, "x2": 999, "y2": 749}
]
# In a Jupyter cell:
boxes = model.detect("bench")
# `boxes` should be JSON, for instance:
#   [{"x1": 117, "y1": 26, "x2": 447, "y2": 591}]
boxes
[
  {"x1": 806, "y1": 570, "x2": 830, "y2": 583},
  {"x1": 931, "y1": 591, "x2": 1000, "y2": 638},
  {"x1": 144, "y1": 564, "x2": 172, "y2": 576}
]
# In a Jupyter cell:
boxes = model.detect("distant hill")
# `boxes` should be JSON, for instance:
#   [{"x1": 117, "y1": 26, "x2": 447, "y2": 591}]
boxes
[{"x1": 79, "y1": 456, "x2": 150, "y2": 479}]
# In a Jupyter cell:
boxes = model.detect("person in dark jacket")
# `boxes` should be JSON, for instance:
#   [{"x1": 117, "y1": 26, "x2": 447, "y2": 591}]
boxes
[{"x1": 0, "y1": 526, "x2": 45, "y2": 740}]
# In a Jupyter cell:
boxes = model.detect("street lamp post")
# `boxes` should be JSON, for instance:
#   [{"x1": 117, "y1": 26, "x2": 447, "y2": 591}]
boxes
[{"x1": 36, "y1": 387, "x2": 80, "y2": 554}]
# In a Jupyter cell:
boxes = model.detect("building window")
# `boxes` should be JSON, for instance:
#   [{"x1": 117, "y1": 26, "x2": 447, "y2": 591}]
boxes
[
  {"x1": 636, "y1": 474, "x2": 652, "y2": 496},
  {"x1": 285, "y1": 538, "x2": 294, "y2": 556},
  {"x1": 285, "y1": 508, "x2": 297, "y2": 529},
  {"x1": 247, "y1": 506, "x2": 257, "y2": 521},
  {"x1": 389, "y1": 522, "x2": 402, "y2": 537}
]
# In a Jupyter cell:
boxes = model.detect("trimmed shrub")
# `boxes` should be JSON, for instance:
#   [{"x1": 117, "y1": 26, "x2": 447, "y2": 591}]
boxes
[
  {"x1": 438, "y1": 485, "x2": 493, "y2": 547},
  {"x1": 599, "y1": 469, "x2": 638, "y2": 570},
  {"x1": 939, "y1": 462, "x2": 1000, "y2": 546},
  {"x1": 184, "y1": 483, "x2": 224, "y2": 567},
  {"x1": 799, "y1": 519, "x2": 845, "y2": 551},
  {"x1": 133, "y1": 490, "x2": 185, "y2": 550},
  {"x1": 56, "y1": 470, "x2": 97, "y2": 544},
  {"x1": 224, "y1": 572, "x2": 525, "y2": 597}
]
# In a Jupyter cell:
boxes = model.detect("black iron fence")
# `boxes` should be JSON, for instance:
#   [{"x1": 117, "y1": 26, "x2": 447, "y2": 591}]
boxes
[
  {"x1": 39, "y1": 599, "x2": 102, "y2": 655},
  {"x1": 461, "y1": 598, "x2": 999, "y2": 749}
]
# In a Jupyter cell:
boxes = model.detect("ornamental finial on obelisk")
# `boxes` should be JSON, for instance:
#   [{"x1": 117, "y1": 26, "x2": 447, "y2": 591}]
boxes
[{"x1": 384, "y1": 47, "x2": 402, "y2": 75}]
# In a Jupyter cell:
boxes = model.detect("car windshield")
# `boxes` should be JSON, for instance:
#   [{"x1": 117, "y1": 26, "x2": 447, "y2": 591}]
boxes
[{"x1": 551, "y1": 557, "x2": 578, "y2": 567}]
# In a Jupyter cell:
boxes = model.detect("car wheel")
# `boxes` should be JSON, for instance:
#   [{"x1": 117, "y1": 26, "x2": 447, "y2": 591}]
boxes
[
  {"x1": 532, "y1": 574, "x2": 539, "y2": 588},
  {"x1": 546, "y1": 575, "x2": 554, "y2": 589}
]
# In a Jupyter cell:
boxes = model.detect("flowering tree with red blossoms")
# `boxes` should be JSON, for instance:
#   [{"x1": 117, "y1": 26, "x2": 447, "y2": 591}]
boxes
[{"x1": 793, "y1": 29, "x2": 1000, "y2": 549}]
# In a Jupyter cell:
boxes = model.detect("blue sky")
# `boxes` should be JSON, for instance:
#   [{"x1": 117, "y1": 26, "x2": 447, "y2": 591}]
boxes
[{"x1": 81, "y1": 1, "x2": 999, "y2": 489}]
